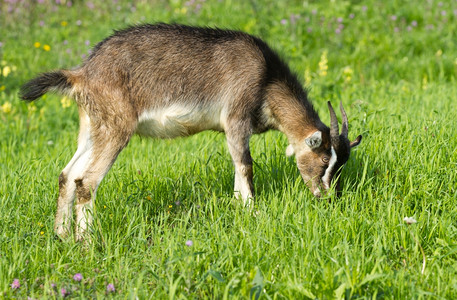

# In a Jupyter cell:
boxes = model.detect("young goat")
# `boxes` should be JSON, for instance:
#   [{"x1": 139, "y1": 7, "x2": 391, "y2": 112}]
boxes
[{"x1": 20, "y1": 23, "x2": 362, "y2": 240}]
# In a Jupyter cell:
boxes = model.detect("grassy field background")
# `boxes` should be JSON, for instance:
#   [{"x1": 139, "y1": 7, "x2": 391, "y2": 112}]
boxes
[{"x1": 1, "y1": 0, "x2": 457, "y2": 298}]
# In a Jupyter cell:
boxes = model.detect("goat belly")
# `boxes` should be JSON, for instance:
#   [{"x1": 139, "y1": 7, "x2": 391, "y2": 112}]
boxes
[{"x1": 135, "y1": 103, "x2": 226, "y2": 138}]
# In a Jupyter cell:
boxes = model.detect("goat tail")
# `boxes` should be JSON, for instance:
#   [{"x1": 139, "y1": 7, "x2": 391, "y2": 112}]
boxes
[{"x1": 19, "y1": 70, "x2": 74, "y2": 102}]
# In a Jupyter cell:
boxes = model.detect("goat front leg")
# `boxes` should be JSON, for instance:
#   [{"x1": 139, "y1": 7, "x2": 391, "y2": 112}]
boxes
[{"x1": 226, "y1": 125, "x2": 254, "y2": 206}]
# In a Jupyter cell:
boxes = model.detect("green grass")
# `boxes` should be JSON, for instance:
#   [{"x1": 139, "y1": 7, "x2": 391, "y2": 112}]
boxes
[{"x1": 1, "y1": 0, "x2": 457, "y2": 298}]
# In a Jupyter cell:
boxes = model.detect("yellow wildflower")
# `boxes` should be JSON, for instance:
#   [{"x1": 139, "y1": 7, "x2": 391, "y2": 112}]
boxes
[
  {"x1": 43, "y1": 44, "x2": 51, "y2": 51},
  {"x1": 2, "y1": 101, "x2": 12, "y2": 113},
  {"x1": 243, "y1": 19, "x2": 256, "y2": 32},
  {"x1": 28, "y1": 103, "x2": 37, "y2": 113},
  {"x1": 435, "y1": 49, "x2": 442, "y2": 57},
  {"x1": 422, "y1": 75, "x2": 428, "y2": 90},
  {"x1": 2, "y1": 66, "x2": 11, "y2": 77},
  {"x1": 34, "y1": 42, "x2": 41, "y2": 48},
  {"x1": 304, "y1": 68, "x2": 312, "y2": 86},
  {"x1": 0, "y1": 85, "x2": 5, "y2": 91},
  {"x1": 61, "y1": 96, "x2": 71, "y2": 108},
  {"x1": 343, "y1": 66, "x2": 353, "y2": 83},
  {"x1": 168, "y1": 205, "x2": 173, "y2": 208},
  {"x1": 61, "y1": 21, "x2": 68, "y2": 26},
  {"x1": 40, "y1": 231, "x2": 44, "y2": 235},
  {"x1": 318, "y1": 50, "x2": 328, "y2": 77},
  {"x1": 174, "y1": 7, "x2": 187, "y2": 14}
]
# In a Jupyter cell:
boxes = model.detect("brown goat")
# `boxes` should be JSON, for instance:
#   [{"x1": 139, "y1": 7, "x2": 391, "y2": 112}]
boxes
[{"x1": 20, "y1": 23, "x2": 361, "y2": 241}]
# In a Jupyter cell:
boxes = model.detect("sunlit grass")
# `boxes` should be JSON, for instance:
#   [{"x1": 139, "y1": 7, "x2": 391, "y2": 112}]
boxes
[{"x1": 1, "y1": 0, "x2": 457, "y2": 298}]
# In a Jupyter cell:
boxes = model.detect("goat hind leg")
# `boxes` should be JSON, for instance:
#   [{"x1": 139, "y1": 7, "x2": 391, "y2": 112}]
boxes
[
  {"x1": 74, "y1": 129, "x2": 132, "y2": 241},
  {"x1": 55, "y1": 110, "x2": 92, "y2": 238}
]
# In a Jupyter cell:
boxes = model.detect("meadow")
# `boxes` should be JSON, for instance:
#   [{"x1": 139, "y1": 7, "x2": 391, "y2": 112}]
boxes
[{"x1": 1, "y1": 0, "x2": 457, "y2": 298}]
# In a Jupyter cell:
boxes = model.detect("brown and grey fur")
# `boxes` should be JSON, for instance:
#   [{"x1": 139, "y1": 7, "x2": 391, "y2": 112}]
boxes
[{"x1": 20, "y1": 23, "x2": 361, "y2": 241}]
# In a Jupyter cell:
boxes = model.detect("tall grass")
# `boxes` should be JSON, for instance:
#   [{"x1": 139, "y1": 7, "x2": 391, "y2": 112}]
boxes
[{"x1": 1, "y1": 0, "x2": 456, "y2": 298}]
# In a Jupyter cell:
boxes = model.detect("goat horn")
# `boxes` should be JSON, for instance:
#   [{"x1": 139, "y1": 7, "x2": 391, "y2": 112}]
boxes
[
  {"x1": 327, "y1": 101, "x2": 339, "y2": 138},
  {"x1": 339, "y1": 101, "x2": 348, "y2": 138}
]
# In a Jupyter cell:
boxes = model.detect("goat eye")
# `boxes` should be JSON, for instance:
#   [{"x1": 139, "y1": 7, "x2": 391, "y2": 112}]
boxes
[{"x1": 322, "y1": 156, "x2": 330, "y2": 163}]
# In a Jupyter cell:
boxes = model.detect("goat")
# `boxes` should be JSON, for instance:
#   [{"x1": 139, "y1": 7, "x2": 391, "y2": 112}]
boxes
[{"x1": 20, "y1": 23, "x2": 362, "y2": 241}]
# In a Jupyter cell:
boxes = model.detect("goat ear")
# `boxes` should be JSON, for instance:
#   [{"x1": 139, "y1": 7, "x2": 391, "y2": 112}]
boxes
[
  {"x1": 286, "y1": 144, "x2": 295, "y2": 157},
  {"x1": 305, "y1": 131, "x2": 322, "y2": 150},
  {"x1": 350, "y1": 135, "x2": 362, "y2": 148}
]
